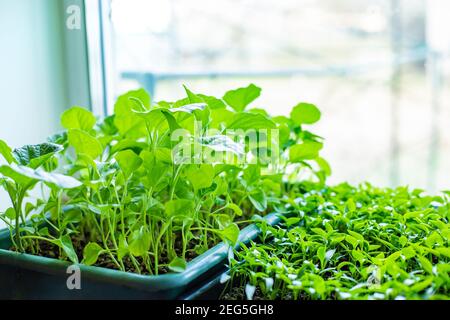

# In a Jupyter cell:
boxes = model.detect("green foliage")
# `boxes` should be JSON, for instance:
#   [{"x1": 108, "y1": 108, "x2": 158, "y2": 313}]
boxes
[
  {"x1": 225, "y1": 183, "x2": 450, "y2": 300},
  {"x1": 68, "y1": 129, "x2": 103, "y2": 159},
  {"x1": 12, "y1": 143, "x2": 63, "y2": 168},
  {"x1": 289, "y1": 141, "x2": 323, "y2": 162},
  {"x1": 0, "y1": 139, "x2": 14, "y2": 164},
  {"x1": 223, "y1": 84, "x2": 261, "y2": 112},
  {"x1": 290, "y1": 103, "x2": 321, "y2": 125},
  {"x1": 82, "y1": 242, "x2": 104, "y2": 266},
  {"x1": 227, "y1": 112, "x2": 276, "y2": 130},
  {"x1": 0, "y1": 163, "x2": 81, "y2": 189},
  {"x1": 1, "y1": 84, "x2": 448, "y2": 302},
  {"x1": 61, "y1": 106, "x2": 96, "y2": 131},
  {"x1": 0, "y1": 85, "x2": 328, "y2": 275},
  {"x1": 168, "y1": 257, "x2": 187, "y2": 273},
  {"x1": 115, "y1": 150, "x2": 142, "y2": 178}
]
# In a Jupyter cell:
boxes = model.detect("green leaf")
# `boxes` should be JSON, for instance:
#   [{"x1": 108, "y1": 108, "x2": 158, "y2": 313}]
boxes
[
  {"x1": 61, "y1": 106, "x2": 96, "y2": 131},
  {"x1": 317, "y1": 246, "x2": 326, "y2": 268},
  {"x1": 210, "y1": 108, "x2": 234, "y2": 129},
  {"x1": 128, "y1": 227, "x2": 151, "y2": 257},
  {"x1": 199, "y1": 135, "x2": 244, "y2": 157},
  {"x1": 168, "y1": 257, "x2": 187, "y2": 273},
  {"x1": 38, "y1": 227, "x2": 50, "y2": 237},
  {"x1": 4, "y1": 207, "x2": 16, "y2": 219},
  {"x1": 164, "y1": 199, "x2": 195, "y2": 217},
  {"x1": 243, "y1": 165, "x2": 260, "y2": 184},
  {"x1": 249, "y1": 108, "x2": 269, "y2": 117},
  {"x1": 114, "y1": 89, "x2": 150, "y2": 137},
  {"x1": 198, "y1": 94, "x2": 226, "y2": 109},
  {"x1": 290, "y1": 102, "x2": 321, "y2": 125},
  {"x1": 0, "y1": 164, "x2": 33, "y2": 186},
  {"x1": 0, "y1": 163, "x2": 81, "y2": 189},
  {"x1": 351, "y1": 250, "x2": 365, "y2": 263},
  {"x1": 169, "y1": 103, "x2": 207, "y2": 114},
  {"x1": 411, "y1": 278, "x2": 433, "y2": 292},
  {"x1": 185, "y1": 164, "x2": 215, "y2": 191},
  {"x1": 55, "y1": 235, "x2": 78, "y2": 264},
  {"x1": 346, "y1": 199, "x2": 357, "y2": 212},
  {"x1": 140, "y1": 150, "x2": 168, "y2": 187},
  {"x1": 399, "y1": 235, "x2": 408, "y2": 247},
  {"x1": 12, "y1": 143, "x2": 63, "y2": 168},
  {"x1": 248, "y1": 189, "x2": 267, "y2": 212},
  {"x1": 115, "y1": 150, "x2": 143, "y2": 178},
  {"x1": 289, "y1": 141, "x2": 323, "y2": 162},
  {"x1": 0, "y1": 139, "x2": 14, "y2": 164},
  {"x1": 170, "y1": 103, "x2": 210, "y2": 127},
  {"x1": 417, "y1": 255, "x2": 433, "y2": 274},
  {"x1": 404, "y1": 209, "x2": 430, "y2": 220},
  {"x1": 227, "y1": 112, "x2": 276, "y2": 131},
  {"x1": 183, "y1": 85, "x2": 204, "y2": 104},
  {"x1": 315, "y1": 157, "x2": 332, "y2": 176},
  {"x1": 177, "y1": 86, "x2": 211, "y2": 126},
  {"x1": 424, "y1": 231, "x2": 443, "y2": 248},
  {"x1": 221, "y1": 223, "x2": 240, "y2": 244},
  {"x1": 117, "y1": 234, "x2": 129, "y2": 260},
  {"x1": 68, "y1": 129, "x2": 103, "y2": 159},
  {"x1": 345, "y1": 234, "x2": 359, "y2": 249},
  {"x1": 132, "y1": 106, "x2": 181, "y2": 133},
  {"x1": 98, "y1": 114, "x2": 118, "y2": 135},
  {"x1": 155, "y1": 147, "x2": 173, "y2": 164},
  {"x1": 312, "y1": 228, "x2": 328, "y2": 238},
  {"x1": 436, "y1": 247, "x2": 450, "y2": 258},
  {"x1": 223, "y1": 84, "x2": 261, "y2": 112},
  {"x1": 226, "y1": 203, "x2": 243, "y2": 216},
  {"x1": 214, "y1": 214, "x2": 232, "y2": 229},
  {"x1": 401, "y1": 246, "x2": 416, "y2": 259},
  {"x1": 110, "y1": 139, "x2": 147, "y2": 154},
  {"x1": 62, "y1": 207, "x2": 82, "y2": 226},
  {"x1": 285, "y1": 217, "x2": 301, "y2": 227},
  {"x1": 347, "y1": 230, "x2": 364, "y2": 242},
  {"x1": 82, "y1": 242, "x2": 103, "y2": 266}
]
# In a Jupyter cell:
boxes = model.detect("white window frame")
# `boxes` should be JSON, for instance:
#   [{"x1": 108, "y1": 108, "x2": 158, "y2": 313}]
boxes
[
  {"x1": 63, "y1": 0, "x2": 115, "y2": 117},
  {"x1": 84, "y1": 0, "x2": 115, "y2": 116}
]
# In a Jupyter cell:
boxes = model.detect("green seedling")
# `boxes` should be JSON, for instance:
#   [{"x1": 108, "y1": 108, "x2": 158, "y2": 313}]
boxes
[
  {"x1": 225, "y1": 182, "x2": 449, "y2": 300},
  {"x1": 0, "y1": 84, "x2": 327, "y2": 275}
]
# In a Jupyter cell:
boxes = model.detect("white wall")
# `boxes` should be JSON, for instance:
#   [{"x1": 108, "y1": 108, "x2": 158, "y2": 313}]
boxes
[
  {"x1": 0, "y1": 0, "x2": 68, "y2": 146},
  {"x1": 0, "y1": 0, "x2": 70, "y2": 223}
]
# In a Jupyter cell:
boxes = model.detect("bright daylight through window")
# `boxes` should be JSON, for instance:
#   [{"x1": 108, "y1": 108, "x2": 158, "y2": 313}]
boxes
[{"x1": 0, "y1": 0, "x2": 448, "y2": 306}]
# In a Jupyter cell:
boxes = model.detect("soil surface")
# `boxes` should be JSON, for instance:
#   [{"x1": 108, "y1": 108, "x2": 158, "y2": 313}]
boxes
[{"x1": 14, "y1": 233, "x2": 206, "y2": 275}]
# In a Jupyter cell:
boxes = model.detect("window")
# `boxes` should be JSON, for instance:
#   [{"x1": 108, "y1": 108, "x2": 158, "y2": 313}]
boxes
[{"x1": 91, "y1": 0, "x2": 450, "y2": 191}]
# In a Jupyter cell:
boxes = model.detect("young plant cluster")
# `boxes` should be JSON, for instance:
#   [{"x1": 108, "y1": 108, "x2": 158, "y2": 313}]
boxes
[
  {"x1": 0, "y1": 84, "x2": 328, "y2": 275},
  {"x1": 224, "y1": 183, "x2": 450, "y2": 300}
]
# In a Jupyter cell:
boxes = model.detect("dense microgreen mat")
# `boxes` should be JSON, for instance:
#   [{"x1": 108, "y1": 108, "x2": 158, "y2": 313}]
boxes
[
  {"x1": 224, "y1": 183, "x2": 450, "y2": 300},
  {"x1": 0, "y1": 85, "x2": 327, "y2": 275}
]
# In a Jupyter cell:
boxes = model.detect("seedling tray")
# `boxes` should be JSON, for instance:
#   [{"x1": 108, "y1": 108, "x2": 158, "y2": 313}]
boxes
[
  {"x1": 181, "y1": 271, "x2": 226, "y2": 300},
  {"x1": 0, "y1": 213, "x2": 281, "y2": 299}
]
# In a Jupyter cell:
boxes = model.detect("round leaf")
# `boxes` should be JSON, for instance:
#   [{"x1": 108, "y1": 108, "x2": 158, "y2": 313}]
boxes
[
  {"x1": 68, "y1": 129, "x2": 103, "y2": 159},
  {"x1": 168, "y1": 257, "x2": 187, "y2": 273},
  {"x1": 290, "y1": 103, "x2": 321, "y2": 125},
  {"x1": 82, "y1": 242, "x2": 103, "y2": 266},
  {"x1": 61, "y1": 106, "x2": 96, "y2": 131}
]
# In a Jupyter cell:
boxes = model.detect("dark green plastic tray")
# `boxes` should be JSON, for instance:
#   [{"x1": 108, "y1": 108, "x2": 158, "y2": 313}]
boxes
[
  {"x1": 181, "y1": 271, "x2": 226, "y2": 300},
  {"x1": 0, "y1": 213, "x2": 281, "y2": 299}
]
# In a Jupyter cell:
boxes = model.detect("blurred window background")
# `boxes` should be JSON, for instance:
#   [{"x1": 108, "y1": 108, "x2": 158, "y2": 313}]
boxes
[
  {"x1": 107, "y1": 0, "x2": 450, "y2": 192},
  {"x1": 0, "y1": 0, "x2": 449, "y2": 195}
]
